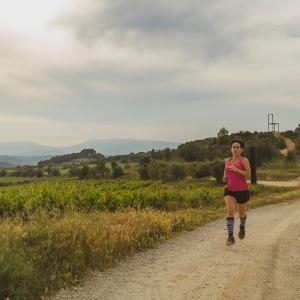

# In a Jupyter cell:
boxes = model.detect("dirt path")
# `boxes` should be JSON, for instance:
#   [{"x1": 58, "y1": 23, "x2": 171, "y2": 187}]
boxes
[
  {"x1": 257, "y1": 180, "x2": 300, "y2": 187},
  {"x1": 53, "y1": 200, "x2": 300, "y2": 300},
  {"x1": 278, "y1": 135, "x2": 295, "y2": 156}
]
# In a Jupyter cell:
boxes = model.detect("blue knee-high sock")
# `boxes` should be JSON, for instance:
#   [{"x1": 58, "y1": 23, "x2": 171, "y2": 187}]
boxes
[{"x1": 227, "y1": 217, "x2": 234, "y2": 237}]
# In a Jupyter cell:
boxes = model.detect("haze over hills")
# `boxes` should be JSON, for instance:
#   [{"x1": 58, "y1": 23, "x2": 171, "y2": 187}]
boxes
[{"x1": 0, "y1": 139, "x2": 181, "y2": 166}]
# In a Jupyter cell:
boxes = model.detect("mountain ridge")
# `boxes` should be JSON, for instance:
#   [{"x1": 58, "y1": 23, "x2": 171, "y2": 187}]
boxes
[{"x1": 0, "y1": 139, "x2": 181, "y2": 165}]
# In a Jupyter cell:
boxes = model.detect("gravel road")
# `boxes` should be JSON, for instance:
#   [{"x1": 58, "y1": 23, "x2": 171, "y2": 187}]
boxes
[{"x1": 52, "y1": 200, "x2": 300, "y2": 300}]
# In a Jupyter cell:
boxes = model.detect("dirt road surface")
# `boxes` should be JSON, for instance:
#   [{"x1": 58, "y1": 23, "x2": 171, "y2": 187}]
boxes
[
  {"x1": 257, "y1": 180, "x2": 300, "y2": 187},
  {"x1": 53, "y1": 200, "x2": 300, "y2": 300}
]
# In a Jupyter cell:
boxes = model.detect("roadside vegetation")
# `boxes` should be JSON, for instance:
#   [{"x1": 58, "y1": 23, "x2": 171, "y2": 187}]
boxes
[{"x1": 1, "y1": 127, "x2": 300, "y2": 299}]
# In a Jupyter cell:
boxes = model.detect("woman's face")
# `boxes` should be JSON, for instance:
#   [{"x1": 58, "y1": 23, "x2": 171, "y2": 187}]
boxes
[{"x1": 231, "y1": 142, "x2": 243, "y2": 156}]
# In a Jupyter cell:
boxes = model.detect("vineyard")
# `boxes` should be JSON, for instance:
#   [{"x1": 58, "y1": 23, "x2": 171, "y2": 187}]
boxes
[{"x1": 0, "y1": 179, "x2": 264, "y2": 218}]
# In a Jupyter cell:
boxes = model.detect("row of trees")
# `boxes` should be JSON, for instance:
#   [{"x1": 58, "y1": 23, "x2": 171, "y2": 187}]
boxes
[
  {"x1": 69, "y1": 161, "x2": 124, "y2": 180},
  {"x1": 0, "y1": 167, "x2": 61, "y2": 178},
  {"x1": 177, "y1": 130, "x2": 283, "y2": 166},
  {"x1": 138, "y1": 157, "x2": 225, "y2": 183}
]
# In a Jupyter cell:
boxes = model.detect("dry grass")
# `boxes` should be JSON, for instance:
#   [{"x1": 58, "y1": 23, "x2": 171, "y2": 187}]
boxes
[{"x1": 1, "y1": 186, "x2": 300, "y2": 299}]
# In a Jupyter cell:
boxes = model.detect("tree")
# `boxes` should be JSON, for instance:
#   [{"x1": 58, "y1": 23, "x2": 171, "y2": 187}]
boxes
[
  {"x1": 275, "y1": 136, "x2": 286, "y2": 150},
  {"x1": 194, "y1": 162, "x2": 211, "y2": 178},
  {"x1": 80, "y1": 149, "x2": 96, "y2": 157},
  {"x1": 111, "y1": 161, "x2": 118, "y2": 169},
  {"x1": 209, "y1": 159, "x2": 225, "y2": 185},
  {"x1": 112, "y1": 166, "x2": 124, "y2": 178},
  {"x1": 296, "y1": 136, "x2": 300, "y2": 153},
  {"x1": 36, "y1": 169, "x2": 44, "y2": 178},
  {"x1": 96, "y1": 161, "x2": 110, "y2": 177},
  {"x1": 138, "y1": 165, "x2": 149, "y2": 180},
  {"x1": 178, "y1": 142, "x2": 206, "y2": 162},
  {"x1": 78, "y1": 166, "x2": 91, "y2": 179},
  {"x1": 49, "y1": 168, "x2": 61, "y2": 177},
  {"x1": 286, "y1": 150, "x2": 297, "y2": 163},
  {"x1": 69, "y1": 166, "x2": 79, "y2": 177},
  {"x1": 0, "y1": 170, "x2": 7, "y2": 177},
  {"x1": 163, "y1": 148, "x2": 171, "y2": 160},
  {"x1": 169, "y1": 164, "x2": 185, "y2": 181},
  {"x1": 139, "y1": 156, "x2": 151, "y2": 166},
  {"x1": 217, "y1": 127, "x2": 229, "y2": 138}
]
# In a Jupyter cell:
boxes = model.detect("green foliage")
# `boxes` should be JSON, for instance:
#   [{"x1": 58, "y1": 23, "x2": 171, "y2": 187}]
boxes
[
  {"x1": 149, "y1": 148, "x2": 173, "y2": 160},
  {"x1": 192, "y1": 162, "x2": 211, "y2": 178},
  {"x1": 69, "y1": 165, "x2": 79, "y2": 177},
  {"x1": 139, "y1": 156, "x2": 151, "y2": 165},
  {"x1": 296, "y1": 136, "x2": 300, "y2": 153},
  {"x1": 245, "y1": 138, "x2": 278, "y2": 166},
  {"x1": 275, "y1": 136, "x2": 287, "y2": 149},
  {"x1": 177, "y1": 131, "x2": 278, "y2": 165},
  {"x1": 0, "y1": 245, "x2": 41, "y2": 300},
  {"x1": 78, "y1": 166, "x2": 93, "y2": 179},
  {"x1": 140, "y1": 161, "x2": 186, "y2": 182},
  {"x1": 281, "y1": 130, "x2": 299, "y2": 141},
  {"x1": 38, "y1": 149, "x2": 104, "y2": 167},
  {"x1": 178, "y1": 142, "x2": 206, "y2": 162},
  {"x1": 209, "y1": 159, "x2": 225, "y2": 184},
  {"x1": 217, "y1": 127, "x2": 229, "y2": 138},
  {"x1": 111, "y1": 161, "x2": 118, "y2": 169},
  {"x1": 138, "y1": 164, "x2": 149, "y2": 180},
  {"x1": 96, "y1": 161, "x2": 110, "y2": 177},
  {"x1": 0, "y1": 179, "x2": 240, "y2": 217},
  {"x1": 0, "y1": 170, "x2": 7, "y2": 177},
  {"x1": 10, "y1": 166, "x2": 45, "y2": 178},
  {"x1": 285, "y1": 150, "x2": 297, "y2": 162},
  {"x1": 48, "y1": 168, "x2": 61, "y2": 177},
  {"x1": 112, "y1": 166, "x2": 124, "y2": 178}
]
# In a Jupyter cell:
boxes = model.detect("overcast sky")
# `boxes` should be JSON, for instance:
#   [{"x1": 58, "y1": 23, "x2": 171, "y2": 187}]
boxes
[{"x1": 1, "y1": 0, "x2": 300, "y2": 146}]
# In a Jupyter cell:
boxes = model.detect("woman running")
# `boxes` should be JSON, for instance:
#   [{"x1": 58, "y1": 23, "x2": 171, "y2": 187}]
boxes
[{"x1": 223, "y1": 140, "x2": 251, "y2": 246}]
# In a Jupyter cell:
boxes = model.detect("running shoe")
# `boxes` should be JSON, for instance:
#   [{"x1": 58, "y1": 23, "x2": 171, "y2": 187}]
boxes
[
  {"x1": 226, "y1": 235, "x2": 235, "y2": 246},
  {"x1": 238, "y1": 226, "x2": 245, "y2": 239}
]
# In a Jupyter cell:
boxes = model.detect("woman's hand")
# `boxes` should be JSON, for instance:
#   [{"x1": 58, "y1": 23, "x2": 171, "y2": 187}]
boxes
[
  {"x1": 222, "y1": 176, "x2": 227, "y2": 184},
  {"x1": 228, "y1": 166, "x2": 239, "y2": 173}
]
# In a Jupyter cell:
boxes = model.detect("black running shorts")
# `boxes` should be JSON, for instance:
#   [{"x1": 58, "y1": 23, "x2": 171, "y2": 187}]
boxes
[{"x1": 224, "y1": 188, "x2": 250, "y2": 204}]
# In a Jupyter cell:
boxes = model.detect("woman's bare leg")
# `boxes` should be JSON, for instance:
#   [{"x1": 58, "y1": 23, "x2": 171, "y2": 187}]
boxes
[
  {"x1": 224, "y1": 196, "x2": 236, "y2": 217},
  {"x1": 238, "y1": 203, "x2": 247, "y2": 218}
]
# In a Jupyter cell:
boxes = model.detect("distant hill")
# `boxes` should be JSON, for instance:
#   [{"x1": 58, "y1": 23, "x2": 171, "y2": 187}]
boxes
[
  {"x1": 0, "y1": 139, "x2": 180, "y2": 157},
  {"x1": 0, "y1": 142, "x2": 57, "y2": 156},
  {"x1": 0, "y1": 155, "x2": 52, "y2": 167},
  {"x1": 62, "y1": 139, "x2": 180, "y2": 156},
  {"x1": 0, "y1": 161, "x2": 17, "y2": 168}
]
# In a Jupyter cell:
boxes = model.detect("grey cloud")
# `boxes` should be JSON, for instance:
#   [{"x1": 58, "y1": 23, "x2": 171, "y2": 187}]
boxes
[{"x1": 59, "y1": 0, "x2": 255, "y2": 61}]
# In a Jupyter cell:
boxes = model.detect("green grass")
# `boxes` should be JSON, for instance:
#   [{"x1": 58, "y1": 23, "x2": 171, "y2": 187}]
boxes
[
  {"x1": 257, "y1": 157, "x2": 300, "y2": 180},
  {"x1": 0, "y1": 177, "x2": 43, "y2": 185}
]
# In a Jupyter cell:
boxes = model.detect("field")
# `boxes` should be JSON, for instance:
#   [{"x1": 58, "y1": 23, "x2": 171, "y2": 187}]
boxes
[
  {"x1": 1, "y1": 178, "x2": 300, "y2": 299},
  {"x1": 257, "y1": 156, "x2": 300, "y2": 180}
]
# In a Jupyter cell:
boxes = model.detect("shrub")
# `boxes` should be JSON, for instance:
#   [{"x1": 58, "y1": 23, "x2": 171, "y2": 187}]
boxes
[
  {"x1": 194, "y1": 162, "x2": 211, "y2": 178},
  {"x1": 209, "y1": 159, "x2": 225, "y2": 184},
  {"x1": 275, "y1": 136, "x2": 287, "y2": 149},
  {"x1": 285, "y1": 150, "x2": 297, "y2": 162},
  {"x1": 112, "y1": 166, "x2": 124, "y2": 178},
  {"x1": 0, "y1": 170, "x2": 7, "y2": 177}
]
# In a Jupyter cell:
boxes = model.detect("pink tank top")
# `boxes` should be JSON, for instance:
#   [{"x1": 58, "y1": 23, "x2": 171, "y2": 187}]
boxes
[{"x1": 225, "y1": 156, "x2": 248, "y2": 191}]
